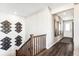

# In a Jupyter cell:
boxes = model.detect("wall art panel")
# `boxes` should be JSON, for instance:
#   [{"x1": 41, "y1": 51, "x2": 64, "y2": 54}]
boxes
[
  {"x1": 15, "y1": 22, "x2": 22, "y2": 33},
  {"x1": 0, "y1": 37, "x2": 12, "y2": 50},
  {"x1": 1, "y1": 20, "x2": 12, "y2": 34},
  {"x1": 15, "y1": 35, "x2": 22, "y2": 46}
]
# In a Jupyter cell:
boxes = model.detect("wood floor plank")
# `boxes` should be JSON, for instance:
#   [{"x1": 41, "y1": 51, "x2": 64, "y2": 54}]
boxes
[{"x1": 37, "y1": 37, "x2": 73, "y2": 56}]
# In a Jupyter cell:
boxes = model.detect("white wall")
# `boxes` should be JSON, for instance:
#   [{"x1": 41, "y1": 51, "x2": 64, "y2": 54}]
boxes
[
  {"x1": 74, "y1": 4, "x2": 79, "y2": 56},
  {"x1": 0, "y1": 13, "x2": 25, "y2": 56},
  {"x1": 24, "y1": 8, "x2": 54, "y2": 49}
]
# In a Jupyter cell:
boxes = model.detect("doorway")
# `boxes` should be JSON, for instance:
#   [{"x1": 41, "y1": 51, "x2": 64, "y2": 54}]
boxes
[
  {"x1": 53, "y1": 8, "x2": 74, "y2": 56},
  {"x1": 63, "y1": 20, "x2": 73, "y2": 38}
]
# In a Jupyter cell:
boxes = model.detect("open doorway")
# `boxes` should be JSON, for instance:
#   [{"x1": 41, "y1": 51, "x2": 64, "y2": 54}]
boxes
[
  {"x1": 63, "y1": 20, "x2": 73, "y2": 38},
  {"x1": 53, "y1": 8, "x2": 74, "y2": 56}
]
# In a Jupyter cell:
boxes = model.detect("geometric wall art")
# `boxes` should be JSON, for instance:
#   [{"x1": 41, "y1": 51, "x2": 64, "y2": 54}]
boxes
[
  {"x1": 0, "y1": 37, "x2": 12, "y2": 50},
  {"x1": 15, "y1": 22, "x2": 22, "y2": 33},
  {"x1": 1, "y1": 20, "x2": 12, "y2": 34},
  {"x1": 15, "y1": 35, "x2": 22, "y2": 46}
]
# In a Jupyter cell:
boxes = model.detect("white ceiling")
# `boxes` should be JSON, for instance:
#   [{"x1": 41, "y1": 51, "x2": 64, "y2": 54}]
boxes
[
  {"x1": 57, "y1": 9, "x2": 74, "y2": 20},
  {"x1": 0, "y1": 3, "x2": 73, "y2": 17}
]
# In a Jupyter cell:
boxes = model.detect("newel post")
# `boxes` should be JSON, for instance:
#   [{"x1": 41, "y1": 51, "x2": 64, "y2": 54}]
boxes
[
  {"x1": 30, "y1": 34, "x2": 34, "y2": 56},
  {"x1": 30, "y1": 34, "x2": 34, "y2": 38}
]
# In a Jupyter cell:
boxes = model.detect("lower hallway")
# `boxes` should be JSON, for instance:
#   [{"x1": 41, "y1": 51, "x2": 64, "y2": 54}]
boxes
[{"x1": 37, "y1": 37, "x2": 73, "y2": 56}]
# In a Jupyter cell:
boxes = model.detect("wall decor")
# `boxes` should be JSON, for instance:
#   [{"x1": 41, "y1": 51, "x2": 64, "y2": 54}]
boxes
[
  {"x1": 0, "y1": 37, "x2": 12, "y2": 50},
  {"x1": 1, "y1": 20, "x2": 12, "y2": 34},
  {"x1": 15, "y1": 22, "x2": 22, "y2": 33},
  {"x1": 15, "y1": 35, "x2": 22, "y2": 46}
]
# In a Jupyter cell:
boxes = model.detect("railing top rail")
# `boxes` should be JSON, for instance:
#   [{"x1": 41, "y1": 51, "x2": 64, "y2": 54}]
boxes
[{"x1": 33, "y1": 34, "x2": 46, "y2": 38}]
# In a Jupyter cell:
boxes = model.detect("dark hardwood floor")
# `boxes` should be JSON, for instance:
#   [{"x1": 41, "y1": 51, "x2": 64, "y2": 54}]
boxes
[{"x1": 37, "y1": 37, "x2": 73, "y2": 56}]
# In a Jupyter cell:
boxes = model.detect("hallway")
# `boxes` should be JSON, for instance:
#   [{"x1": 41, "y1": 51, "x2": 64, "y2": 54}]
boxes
[{"x1": 37, "y1": 37, "x2": 73, "y2": 56}]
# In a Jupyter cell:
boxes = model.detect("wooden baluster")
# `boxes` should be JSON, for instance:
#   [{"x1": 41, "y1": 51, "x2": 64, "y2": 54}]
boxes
[
  {"x1": 45, "y1": 36, "x2": 46, "y2": 49},
  {"x1": 38, "y1": 37, "x2": 40, "y2": 53},
  {"x1": 42, "y1": 36, "x2": 44, "y2": 49},
  {"x1": 42, "y1": 36, "x2": 44, "y2": 50},
  {"x1": 39, "y1": 36, "x2": 40, "y2": 52},
  {"x1": 38, "y1": 37, "x2": 39, "y2": 53},
  {"x1": 32, "y1": 38, "x2": 34, "y2": 56},
  {"x1": 40, "y1": 36, "x2": 43, "y2": 52},
  {"x1": 35, "y1": 38, "x2": 37, "y2": 55},
  {"x1": 35, "y1": 37, "x2": 36, "y2": 55},
  {"x1": 37, "y1": 37, "x2": 39, "y2": 54},
  {"x1": 40, "y1": 36, "x2": 41, "y2": 52},
  {"x1": 34, "y1": 38, "x2": 35, "y2": 55},
  {"x1": 35, "y1": 37, "x2": 37, "y2": 55},
  {"x1": 37, "y1": 37, "x2": 38, "y2": 55},
  {"x1": 40, "y1": 36, "x2": 42, "y2": 51},
  {"x1": 43, "y1": 36, "x2": 44, "y2": 49},
  {"x1": 34, "y1": 37, "x2": 35, "y2": 55},
  {"x1": 33, "y1": 37, "x2": 34, "y2": 55},
  {"x1": 37, "y1": 37, "x2": 38, "y2": 54},
  {"x1": 42, "y1": 36, "x2": 43, "y2": 50},
  {"x1": 39, "y1": 37, "x2": 40, "y2": 53},
  {"x1": 40, "y1": 37, "x2": 41, "y2": 53}
]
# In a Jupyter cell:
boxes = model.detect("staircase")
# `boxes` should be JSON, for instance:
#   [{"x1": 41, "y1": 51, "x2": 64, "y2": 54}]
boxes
[{"x1": 16, "y1": 34, "x2": 46, "y2": 56}]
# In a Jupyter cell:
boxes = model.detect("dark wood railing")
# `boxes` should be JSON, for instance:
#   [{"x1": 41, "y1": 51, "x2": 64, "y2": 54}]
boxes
[{"x1": 16, "y1": 34, "x2": 46, "y2": 56}]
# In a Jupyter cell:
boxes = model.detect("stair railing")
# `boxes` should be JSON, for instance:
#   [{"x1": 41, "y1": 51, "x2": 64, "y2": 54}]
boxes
[{"x1": 16, "y1": 34, "x2": 46, "y2": 56}]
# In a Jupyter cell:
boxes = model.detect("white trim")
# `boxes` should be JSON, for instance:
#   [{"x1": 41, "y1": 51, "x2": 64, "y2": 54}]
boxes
[
  {"x1": 46, "y1": 37, "x2": 62, "y2": 49},
  {"x1": 47, "y1": 35, "x2": 63, "y2": 49}
]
